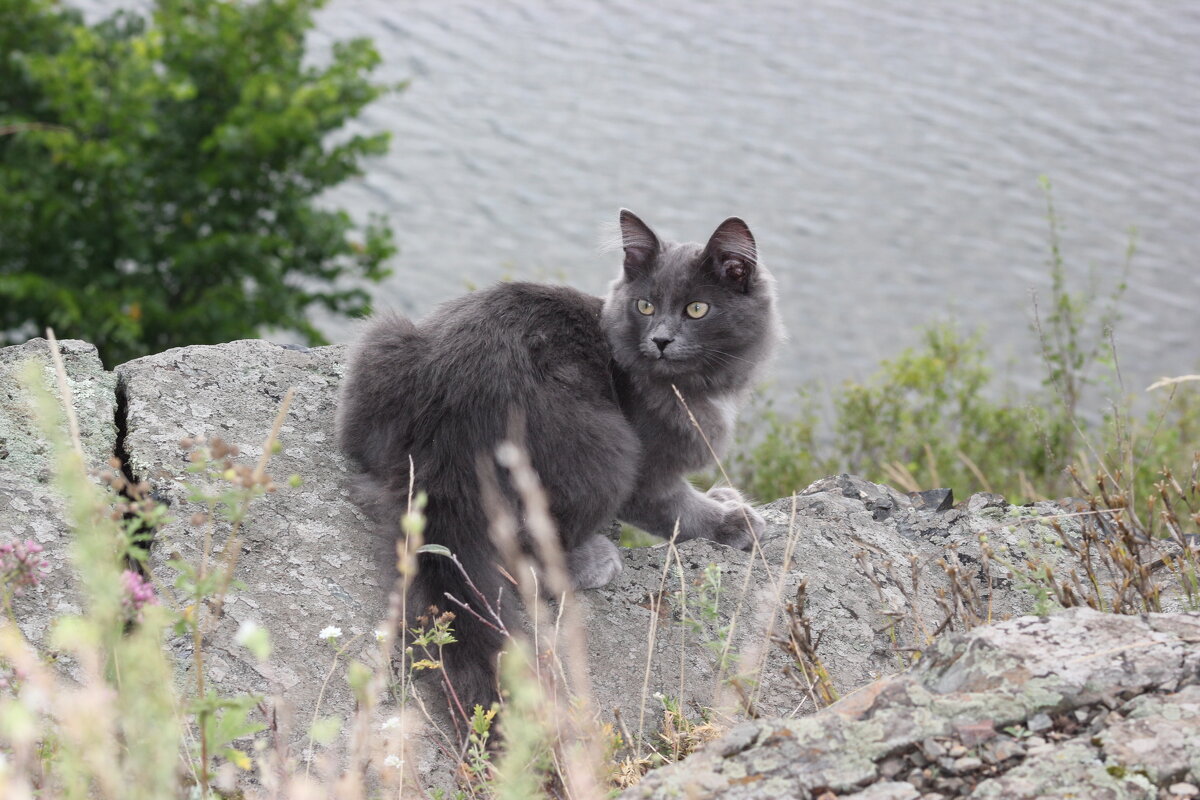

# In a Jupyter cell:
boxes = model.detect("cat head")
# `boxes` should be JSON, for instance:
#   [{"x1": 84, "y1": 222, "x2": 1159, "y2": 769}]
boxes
[{"x1": 602, "y1": 210, "x2": 780, "y2": 391}]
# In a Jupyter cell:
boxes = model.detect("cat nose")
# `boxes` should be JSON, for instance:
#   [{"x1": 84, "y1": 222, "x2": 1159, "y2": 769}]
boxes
[{"x1": 652, "y1": 336, "x2": 673, "y2": 353}]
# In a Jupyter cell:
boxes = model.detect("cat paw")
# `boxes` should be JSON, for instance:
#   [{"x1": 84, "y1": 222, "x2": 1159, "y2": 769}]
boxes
[
  {"x1": 567, "y1": 534, "x2": 623, "y2": 590},
  {"x1": 711, "y1": 501, "x2": 765, "y2": 551},
  {"x1": 706, "y1": 486, "x2": 745, "y2": 504}
]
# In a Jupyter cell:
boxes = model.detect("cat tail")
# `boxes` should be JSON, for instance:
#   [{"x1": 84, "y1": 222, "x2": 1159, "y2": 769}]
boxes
[{"x1": 410, "y1": 540, "x2": 509, "y2": 722}]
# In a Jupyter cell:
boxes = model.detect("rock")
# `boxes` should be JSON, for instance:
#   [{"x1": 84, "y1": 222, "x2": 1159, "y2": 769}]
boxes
[
  {"x1": 578, "y1": 491, "x2": 939, "y2": 726},
  {"x1": 1027, "y1": 712, "x2": 1053, "y2": 732},
  {"x1": 841, "y1": 781, "x2": 920, "y2": 800},
  {"x1": 620, "y1": 609, "x2": 1200, "y2": 799},
  {"x1": 980, "y1": 735, "x2": 1024, "y2": 763},
  {"x1": 972, "y1": 738, "x2": 1155, "y2": 798},
  {"x1": 1098, "y1": 685, "x2": 1200, "y2": 785},
  {"x1": 922, "y1": 738, "x2": 947, "y2": 759},
  {"x1": 114, "y1": 342, "x2": 423, "y2": 778},
  {"x1": 8, "y1": 337, "x2": 1200, "y2": 798},
  {"x1": 967, "y1": 492, "x2": 1008, "y2": 513},
  {"x1": 952, "y1": 719, "x2": 996, "y2": 746},
  {"x1": 907, "y1": 488, "x2": 953, "y2": 513},
  {"x1": 951, "y1": 755, "x2": 982, "y2": 772},
  {"x1": 803, "y1": 473, "x2": 913, "y2": 521},
  {"x1": 0, "y1": 338, "x2": 117, "y2": 649}
]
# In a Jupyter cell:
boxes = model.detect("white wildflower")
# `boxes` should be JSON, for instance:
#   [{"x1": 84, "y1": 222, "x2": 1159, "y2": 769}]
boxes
[
  {"x1": 381, "y1": 716, "x2": 401, "y2": 731},
  {"x1": 234, "y1": 619, "x2": 261, "y2": 645},
  {"x1": 384, "y1": 754, "x2": 403, "y2": 769},
  {"x1": 318, "y1": 625, "x2": 342, "y2": 641},
  {"x1": 374, "y1": 629, "x2": 387, "y2": 642}
]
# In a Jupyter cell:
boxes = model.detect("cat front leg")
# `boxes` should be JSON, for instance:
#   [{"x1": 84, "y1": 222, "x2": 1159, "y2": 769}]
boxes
[
  {"x1": 703, "y1": 486, "x2": 767, "y2": 550},
  {"x1": 620, "y1": 481, "x2": 763, "y2": 551}
]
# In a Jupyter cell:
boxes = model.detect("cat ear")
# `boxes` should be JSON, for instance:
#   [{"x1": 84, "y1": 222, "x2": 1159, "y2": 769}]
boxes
[
  {"x1": 619, "y1": 209, "x2": 659, "y2": 275},
  {"x1": 705, "y1": 217, "x2": 757, "y2": 289}
]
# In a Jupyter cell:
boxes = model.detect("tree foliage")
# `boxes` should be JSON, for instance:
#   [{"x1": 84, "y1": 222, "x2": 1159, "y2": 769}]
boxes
[{"x1": 0, "y1": 0, "x2": 396, "y2": 365}]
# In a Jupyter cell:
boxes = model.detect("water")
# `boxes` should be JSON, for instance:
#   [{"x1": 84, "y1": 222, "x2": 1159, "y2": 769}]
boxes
[{"x1": 75, "y1": 1, "x2": 1200, "y2": 397}]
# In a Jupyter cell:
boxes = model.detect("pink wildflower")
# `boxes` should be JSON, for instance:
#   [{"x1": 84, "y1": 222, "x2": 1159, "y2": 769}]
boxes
[
  {"x1": 121, "y1": 569, "x2": 158, "y2": 622},
  {"x1": 0, "y1": 539, "x2": 51, "y2": 596}
]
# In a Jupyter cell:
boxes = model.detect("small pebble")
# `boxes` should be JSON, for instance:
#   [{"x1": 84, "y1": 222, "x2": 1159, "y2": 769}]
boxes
[
  {"x1": 879, "y1": 758, "x2": 905, "y2": 779},
  {"x1": 1170, "y1": 783, "x2": 1199, "y2": 797},
  {"x1": 987, "y1": 738, "x2": 1026, "y2": 762},
  {"x1": 947, "y1": 744, "x2": 968, "y2": 758},
  {"x1": 939, "y1": 778, "x2": 965, "y2": 793},
  {"x1": 1027, "y1": 712, "x2": 1053, "y2": 732},
  {"x1": 1025, "y1": 736, "x2": 1046, "y2": 747},
  {"x1": 953, "y1": 719, "x2": 997, "y2": 746},
  {"x1": 922, "y1": 738, "x2": 947, "y2": 759},
  {"x1": 953, "y1": 756, "x2": 983, "y2": 772}
]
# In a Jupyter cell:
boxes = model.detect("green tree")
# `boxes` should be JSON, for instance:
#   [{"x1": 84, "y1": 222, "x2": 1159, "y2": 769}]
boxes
[{"x1": 0, "y1": 0, "x2": 396, "y2": 365}]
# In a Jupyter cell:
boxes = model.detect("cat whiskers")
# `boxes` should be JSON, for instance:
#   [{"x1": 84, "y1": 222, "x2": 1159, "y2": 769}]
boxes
[{"x1": 705, "y1": 348, "x2": 752, "y2": 367}]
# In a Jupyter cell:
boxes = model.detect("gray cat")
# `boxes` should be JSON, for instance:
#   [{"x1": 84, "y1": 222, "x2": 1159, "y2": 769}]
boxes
[{"x1": 336, "y1": 210, "x2": 780, "y2": 717}]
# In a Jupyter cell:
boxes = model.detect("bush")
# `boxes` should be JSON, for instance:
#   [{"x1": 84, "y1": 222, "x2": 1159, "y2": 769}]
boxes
[
  {"x1": 731, "y1": 324, "x2": 1063, "y2": 502},
  {"x1": 0, "y1": 0, "x2": 396, "y2": 365},
  {"x1": 731, "y1": 187, "x2": 1198, "y2": 507}
]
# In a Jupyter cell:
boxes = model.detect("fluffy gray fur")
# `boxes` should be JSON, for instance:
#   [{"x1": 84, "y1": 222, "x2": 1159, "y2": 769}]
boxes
[{"x1": 336, "y1": 211, "x2": 780, "y2": 718}]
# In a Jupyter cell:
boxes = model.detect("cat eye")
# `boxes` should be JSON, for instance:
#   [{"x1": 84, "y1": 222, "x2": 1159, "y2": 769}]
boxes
[
  {"x1": 636, "y1": 299, "x2": 655, "y2": 315},
  {"x1": 685, "y1": 301, "x2": 710, "y2": 319}
]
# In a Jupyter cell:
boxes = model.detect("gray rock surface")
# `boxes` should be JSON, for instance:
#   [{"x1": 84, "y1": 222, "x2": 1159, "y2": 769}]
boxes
[
  {"x1": 0, "y1": 338, "x2": 117, "y2": 647},
  {"x1": 622, "y1": 608, "x2": 1200, "y2": 800},
  {"x1": 579, "y1": 471, "x2": 1116, "y2": 732},
  {"x1": 5, "y1": 337, "x2": 1198, "y2": 798},
  {"x1": 115, "y1": 341, "x2": 396, "y2": 746}
]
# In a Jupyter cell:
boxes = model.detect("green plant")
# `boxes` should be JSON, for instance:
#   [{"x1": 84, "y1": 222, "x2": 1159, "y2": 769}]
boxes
[
  {"x1": 731, "y1": 187, "x2": 1195, "y2": 513},
  {"x1": 679, "y1": 563, "x2": 734, "y2": 675},
  {"x1": 728, "y1": 388, "x2": 824, "y2": 502},
  {"x1": 1034, "y1": 175, "x2": 1133, "y2": 431},
  {"x1": 833, "y1": 322, "x2": 1058, "y2": 498},
  {"x1": 0, "y1": 0, "x2": 396, "y2": 366},
  {"x1": 734, "y1": 322, "x2": 1059, "y2": 503},
  {"x1": 1, "y1": 356, "x2": 179, "y2": 800}
]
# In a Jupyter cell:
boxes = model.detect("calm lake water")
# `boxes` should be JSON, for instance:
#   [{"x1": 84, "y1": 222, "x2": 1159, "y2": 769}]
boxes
[{"x1": 78, "y1": 1, "x2": 1200, "y2": 398}]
